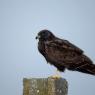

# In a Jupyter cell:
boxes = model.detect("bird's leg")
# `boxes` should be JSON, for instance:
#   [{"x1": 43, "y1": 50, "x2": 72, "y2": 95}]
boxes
[{"x1": 50, "y1": 69, "x2": 62, "y2": 79}]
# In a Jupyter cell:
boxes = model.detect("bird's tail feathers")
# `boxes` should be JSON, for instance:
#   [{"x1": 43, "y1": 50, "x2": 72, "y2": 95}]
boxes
[{"x1": 75, "y1": 63, "x2": 95, "y2": 75}]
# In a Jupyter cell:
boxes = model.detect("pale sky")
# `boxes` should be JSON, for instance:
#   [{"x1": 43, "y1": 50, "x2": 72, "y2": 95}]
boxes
[{"x1": 0, "y1": 0, "x2": 95, "y2": 95}]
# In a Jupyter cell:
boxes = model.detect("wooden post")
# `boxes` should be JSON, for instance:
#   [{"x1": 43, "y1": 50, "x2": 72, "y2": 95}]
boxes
[{"x1": 23, "y1": 77, "x2": 68, "y2": 95}]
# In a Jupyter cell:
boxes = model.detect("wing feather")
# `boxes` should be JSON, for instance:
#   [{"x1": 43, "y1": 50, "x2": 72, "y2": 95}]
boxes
[
  {"x1": 48, "y1": 38, "x2": 83, "y2": 54},
  {"x1": 44, "y1": 38, "x2": 83, "y2": 67}
]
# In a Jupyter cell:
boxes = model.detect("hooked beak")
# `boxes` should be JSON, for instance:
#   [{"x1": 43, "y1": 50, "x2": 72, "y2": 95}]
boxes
[{"x1": 35, "y1": 35, "x2": 40, "y2": 39}]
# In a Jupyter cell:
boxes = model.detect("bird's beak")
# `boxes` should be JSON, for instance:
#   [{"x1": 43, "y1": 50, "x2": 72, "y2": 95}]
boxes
[{"x1": 35, "y1": 35, "x2": 40, "y2": 39}]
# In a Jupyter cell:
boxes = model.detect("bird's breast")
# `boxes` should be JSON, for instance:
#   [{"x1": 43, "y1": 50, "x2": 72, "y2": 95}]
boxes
[{"x1": 38, "y1": 41, "x2": 46, "y2": 57}]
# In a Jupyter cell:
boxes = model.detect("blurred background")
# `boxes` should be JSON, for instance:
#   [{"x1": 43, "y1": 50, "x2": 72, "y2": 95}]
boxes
[{"x1": 0, "y1": 0, "x2": 95, "y2": 95}]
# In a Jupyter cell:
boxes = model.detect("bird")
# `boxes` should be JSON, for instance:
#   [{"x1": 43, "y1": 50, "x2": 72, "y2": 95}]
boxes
[{"x1": 36, "y1": 29, "x2": 95, "y2": 77}]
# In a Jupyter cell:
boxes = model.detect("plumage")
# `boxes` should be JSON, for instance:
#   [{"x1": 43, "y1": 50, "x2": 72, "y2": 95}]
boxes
[{"x1": 36, "y1": 29, "x2": 95, "y2": 75}]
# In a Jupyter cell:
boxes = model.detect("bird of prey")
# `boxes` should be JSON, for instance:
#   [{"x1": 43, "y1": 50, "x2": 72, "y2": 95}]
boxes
[{"x1": 36, "y1": 29, "x2": 95, "y2": 77}]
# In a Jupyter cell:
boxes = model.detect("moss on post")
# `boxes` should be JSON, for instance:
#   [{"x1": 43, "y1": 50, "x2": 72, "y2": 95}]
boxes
[{"x1": 23, "y1": 77, "x2": 68, "y2": 95}]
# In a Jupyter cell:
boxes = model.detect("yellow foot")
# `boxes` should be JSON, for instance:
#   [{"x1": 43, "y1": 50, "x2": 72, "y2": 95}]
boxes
[
  {"x1": 49, "y1": 69, "x2": 62, "y2": 79},
  {"x1": 50, "y1": 75, "x2": 61, "y2": 79}
]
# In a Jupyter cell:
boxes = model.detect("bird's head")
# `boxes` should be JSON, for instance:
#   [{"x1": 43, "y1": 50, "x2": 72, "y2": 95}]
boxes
[{"x1": 36, "y1": 29, "x2": 55, "y2": 41}]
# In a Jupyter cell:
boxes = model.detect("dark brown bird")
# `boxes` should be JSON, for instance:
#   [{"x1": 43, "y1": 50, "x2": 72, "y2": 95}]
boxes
[{"x1": 36, "y1": 29, "x2": 95, "y2": 76}]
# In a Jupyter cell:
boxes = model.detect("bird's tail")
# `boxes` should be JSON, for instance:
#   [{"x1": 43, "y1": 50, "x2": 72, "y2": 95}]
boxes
[
  {"x1": 75, "y1": 63, "x2": 95, "y2": 75},
  {"x1": 75, "y1": 55, "x2": 95, "y2": 75}
]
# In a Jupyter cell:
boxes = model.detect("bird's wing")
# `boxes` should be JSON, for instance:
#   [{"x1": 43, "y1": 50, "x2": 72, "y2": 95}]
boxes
[
  {"x1": 45, "y1": 39, "x2": 95, "y2": 75},
  {"x1": 46, "y1": 38, "x2": 83, "y2": 54},
  {"x1": 44, "y1": 38, "x2": 83, "y2": 66}
]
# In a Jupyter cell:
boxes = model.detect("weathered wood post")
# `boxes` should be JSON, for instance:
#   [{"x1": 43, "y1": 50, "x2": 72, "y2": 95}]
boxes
[{"x1": 23, "y1": 77, "x2": 68, "y2": 95}]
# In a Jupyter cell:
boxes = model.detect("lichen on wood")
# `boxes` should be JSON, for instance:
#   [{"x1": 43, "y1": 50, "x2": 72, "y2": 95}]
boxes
[{"x1": 23, "y1": 77, "x2": 68, "y2": 95}]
